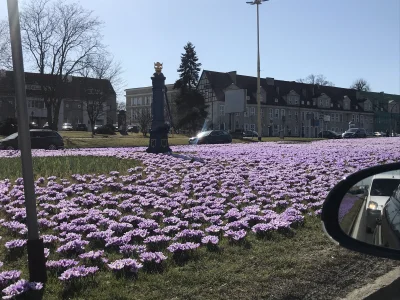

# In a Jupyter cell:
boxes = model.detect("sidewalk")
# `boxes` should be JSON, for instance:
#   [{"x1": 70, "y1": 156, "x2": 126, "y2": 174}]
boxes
[{"x1": 342, "y1": 267, "x2": 400, "y2": 300}]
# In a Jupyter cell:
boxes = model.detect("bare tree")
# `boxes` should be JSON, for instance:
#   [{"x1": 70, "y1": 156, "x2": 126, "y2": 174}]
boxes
[
  {"x1": 138, "y1": 108, "x2": 152, "y2": 136},
  {"x1": 77, "y1": 52, "x2": 121, "y2": 137},
  {"x1": 20, "y1": 0, "x2": 103, "y2": 130},
  {"x1": 0, "y1": 20, "x2": 12, "y2": 70},
  {"x1": 117, "y1": 101, "x2": 126, "y2": 111},
  {"x1": 297, "y1": 74, "x2": 334, "y2": 87},
  {"x1": 350, "y1": 78, "x2": 371, "y2": 92}
]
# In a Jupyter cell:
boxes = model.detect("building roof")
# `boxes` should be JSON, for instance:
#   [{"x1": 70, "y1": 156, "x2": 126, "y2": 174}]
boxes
[
  {"x1": 0, "y1": 71, "x2": 115, "y2": 99},
  {"x1": 201, "y1": 70, "x2": 371, "y2": 113}
]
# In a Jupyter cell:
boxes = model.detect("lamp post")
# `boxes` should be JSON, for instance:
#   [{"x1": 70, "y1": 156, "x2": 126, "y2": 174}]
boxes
[
  {"x1": 7, "y1": 0, "x2": 47, "y2": 283},
  {"x1": 247, "y1": 0, "x2": 268, "y2": 142},
  {"x1": 390, "y1": 101, "x2": 398, "y2": 137}
]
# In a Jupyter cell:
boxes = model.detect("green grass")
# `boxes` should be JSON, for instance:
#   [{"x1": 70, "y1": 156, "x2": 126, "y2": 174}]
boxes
[{"x1": 0, "y1": 156, "x2": 138, "y2": 180}]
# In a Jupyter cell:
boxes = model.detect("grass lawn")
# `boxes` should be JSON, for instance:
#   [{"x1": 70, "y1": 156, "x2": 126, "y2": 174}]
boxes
[{"x1": 0, "y1": 156, "x2": 398, "y2": 299}]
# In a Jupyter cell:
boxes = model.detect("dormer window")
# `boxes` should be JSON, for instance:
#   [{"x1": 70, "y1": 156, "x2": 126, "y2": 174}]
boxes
[
  {"x1": 275, "y1": 98, "x2": 278, "y2": 103},
  {"x1": 307, "y1": 101, "x2": 310, "y2": 105}
]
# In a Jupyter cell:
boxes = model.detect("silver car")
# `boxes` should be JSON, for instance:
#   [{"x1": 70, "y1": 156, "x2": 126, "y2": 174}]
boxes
[{"x1": 62, "y1": 123, "x2": 73, "y2": 131}]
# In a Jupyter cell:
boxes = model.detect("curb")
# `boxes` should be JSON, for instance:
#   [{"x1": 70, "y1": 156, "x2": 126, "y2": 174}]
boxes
[{"x1": 341, "y1": 266, "x2": 400, "y2": 300}]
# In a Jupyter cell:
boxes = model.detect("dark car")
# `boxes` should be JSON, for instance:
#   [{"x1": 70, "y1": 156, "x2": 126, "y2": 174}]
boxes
[
  {"x1": 189, "y1": 130, "x2": 232, "y2": 145},
  {"x1": 128, "y1": 125, "x2": 140, "y2": 133},
  {"x1": 75, "y1": 123, "x2": 88, "y2": 131},
  {"x1": 342, "y1": 128, "x2": 367, "y2": 138},
  {"x1": 243, "y1": 130, "x2": 258, "y2": 138},
  {"x1": 318, "y1": 130, "x2": 342, "y2": 139},
  {"x1": 379, "y1": 184, "x2": 400, "y2": 249},
  {"x1": 0, "y1": 129, "x2": 64, "y2": 150}
]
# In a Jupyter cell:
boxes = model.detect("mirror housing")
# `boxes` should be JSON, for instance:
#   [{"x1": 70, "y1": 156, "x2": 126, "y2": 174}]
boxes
[{"x1": 322, "y1": 162, "x2": 400, "y2": 260}]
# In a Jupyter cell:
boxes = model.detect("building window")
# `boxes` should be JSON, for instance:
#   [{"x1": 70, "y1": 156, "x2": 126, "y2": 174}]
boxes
[
  {"x1": 236, "y1": 112, "x2": 240, "y2": 116},
  {"x1": 360, "y1": 115, "x2": 364, "y2": 123},
  {"x1": 250, "y1": 107, "x2": 255, "y2": 116},
  {"x1": 244, "y1": 123, "x2": 249, "y2": 130},
  {"x1": 235, "y1": 121, "x2": 239, "y2": 129},
  {"x1": 356, "y1": 114, "x2": 359, "y2": 122},
  {"x1": 295, "y1": 111, "x2": 298, "y2": 120},
  {"x1": 138, "y1": 97, "x2": 142, "y2": 105},
  {"x1": 288, "y1": 110, "x2": 292, "y2": 119},
  {"x1": 275, "y1": 98, "x2": 278, "y2": 103},
  {"x1": 133, "y1": 98, "x2": 138, "y2": 105},
  {"x1": 250, "y1": 124, "x2": 256, "y2": 131},
  {"x1": 325, "y1": 99, "x2": 329, "y2": 107},
  {"x1": 219, "y1": 105, "x2": 225, "y2": 116},
  {"x1": 319, "y1": 99, "x2": 323, "y2": 106},
  {"x1": 352, "y1": 114, "x2": 355, "y2": 122},
  {"x1": 294, "y1": 98, "x2": 299, "y2": 105},
  {"x1": 244, "y1": 108, "x2": 248, "y2": 117},
  {"x1": 275, "y1": 109, "x2": 279, "y2": 119},
  {"x1": 269, "y1": 109, "x2": 273, "y2": 119},
  {"x1": 281, "y1": 109, "x2": 285, "y2": 117}
]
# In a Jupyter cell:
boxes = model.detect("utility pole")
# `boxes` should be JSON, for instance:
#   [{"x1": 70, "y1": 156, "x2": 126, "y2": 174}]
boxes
[
  {"x1": 7, "y1": 0, "x2": 47, "y2": 283},
  {"x1": 247, "y1": 0, "x2": 269, "y2": 142}
]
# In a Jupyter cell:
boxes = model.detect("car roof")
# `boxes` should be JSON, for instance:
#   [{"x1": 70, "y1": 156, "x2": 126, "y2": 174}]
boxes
[
  {"x1": 372, "y1": 174, "x2": 400, "y2": 180},
  {"x1": 30, "y1": 129, "x2": 54, "y2": 132}
]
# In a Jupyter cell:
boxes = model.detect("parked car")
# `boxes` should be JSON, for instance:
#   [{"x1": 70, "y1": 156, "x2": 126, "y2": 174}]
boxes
[
  {"x1": 380, "y1": 183, "x2": 400, "y2": 249},
  {"x1": 128, "y1": 125, "x2": 140, "y2": 133},
  {"x1": 0, "y1": 129, "x2": 64, "y2": 150},
  {"x1": 189, "y1": 130, "x2": 232, "y2": 145},
  {"x1": 62, "y1": 123, "x2": 73, "y2": 131},
  {"x1": 243, "y1": 130, "x2": 258, "y2": 138},
  {"x1": 318, "y1": 130, "x2": 342, "y2": 139},
  {"x1": 29, "y1": 122, "x2": 39, "y2": 129},
  {"x1": 365, "y1": 174, "x2": 400, "y2": 233},
  {"x1": 342, "y1": 128, "x2": 367, "y2": 138},
  {"x1": 75, "y1": 123, "x2": 88, "y2": 131},
  {"x1": 94, "y1": 124, "x2": 116, "y2": 135}
]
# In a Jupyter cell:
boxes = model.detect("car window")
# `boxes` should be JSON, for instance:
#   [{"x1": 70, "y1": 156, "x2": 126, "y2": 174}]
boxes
[
  {"x1": 370, "y1": 179, "x2": 400, "y2": 196},
  {"x1": 3, "y1": 132, "x2": 18, "y2": 140}
]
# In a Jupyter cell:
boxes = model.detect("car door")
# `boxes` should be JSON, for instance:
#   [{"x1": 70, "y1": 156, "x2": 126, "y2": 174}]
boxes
[
  {"x1": 209, "y1": 131, "x2": 220, "y2": 143},
  {"x1": 30, "y1": 131, "x2": 41, "y2": 149}
]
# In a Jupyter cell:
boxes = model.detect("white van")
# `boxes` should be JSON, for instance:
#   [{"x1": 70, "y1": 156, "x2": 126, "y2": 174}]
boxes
[{"x1": 365, "y1": 174, "x2": 400, "y2": 232}]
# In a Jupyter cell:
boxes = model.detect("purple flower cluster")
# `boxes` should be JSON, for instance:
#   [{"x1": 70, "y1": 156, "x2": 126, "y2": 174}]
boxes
[
  {"x1": 2, "y1": 279, "x2": 42, "y2": 299},
  {"x1": 108, "y1": 259, "x2": 143, "y2": 273},
  {"x1": 139, "y1": 252, "x2": 167, "y2": 264},
  {"x1": 59, "y1": 266, "x2": 99, "y2": 281}
]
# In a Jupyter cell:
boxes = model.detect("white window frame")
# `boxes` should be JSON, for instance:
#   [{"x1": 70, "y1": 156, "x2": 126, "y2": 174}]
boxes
[
  {"x1": 133, "y1": 98, "x2": 138, "y2": 105},
  {"x1": 219, "y1": 105, "x2": 225, "y2": 116},
  {"x1": 281, "y1": 109, "x2": 285, "y2": 117},
  {"x1": 250, "y1": 107, "x2": 255, "y2": 116},
  {"x1": 288, "y1": 110, "x2": 292, "y2": 119},
  {"x1": 275, "y1": 109, "x2": 279, "y2": 119},
  {"x1": 356, "y1": 114, "x2": 359, "y2": 122},
  {"x1": 244, "y1": 123, "x2": 249, "y2": 130},
  {"x1": 138, "y1": 97, "x2": 142, "y2": 105},
  {"x1": 250, "y1": 124, "x2": 256, "y2": 131},
  {"x1": 269, "y1": 109, "x2": 273, "y2": 119}
]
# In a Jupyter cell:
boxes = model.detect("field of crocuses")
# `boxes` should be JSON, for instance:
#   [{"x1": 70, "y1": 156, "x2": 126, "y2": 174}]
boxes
[{"x1": 0, "y1": 138, "x2": 399, "y2": 299}]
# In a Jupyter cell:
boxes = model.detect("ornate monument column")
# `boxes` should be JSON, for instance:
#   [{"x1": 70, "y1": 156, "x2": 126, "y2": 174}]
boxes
[{"x1": 146, "y1": 62, "x2": 171, "y2": 153}]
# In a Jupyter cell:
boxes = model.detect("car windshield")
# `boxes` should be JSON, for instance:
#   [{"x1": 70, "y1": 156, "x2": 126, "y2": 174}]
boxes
[
  {"x1": 197, "y1": 131, "x2": 211, "y2": 138},
  {"x1": 63, "y1": 123, "x2": 71, "y2": 126},
  {"x1": 3, "y1": 132, "x2": 18, "y2": 140},
  {"x1": 347, "y1": 128, "x2": 358, "y2": 133},
  {"x1": 370, "y1": 179, "x2": 400, "y2": 196}
]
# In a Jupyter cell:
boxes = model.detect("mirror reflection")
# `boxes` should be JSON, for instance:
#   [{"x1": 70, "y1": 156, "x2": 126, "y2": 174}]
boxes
[{"x1": 339, "y1": 170, "x2": 400, "y2": 249}]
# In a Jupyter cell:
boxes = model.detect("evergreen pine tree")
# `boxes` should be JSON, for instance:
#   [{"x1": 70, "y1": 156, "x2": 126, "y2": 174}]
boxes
[{"x1": 173, "y1": 42, "x2": 207, "y2": 133}]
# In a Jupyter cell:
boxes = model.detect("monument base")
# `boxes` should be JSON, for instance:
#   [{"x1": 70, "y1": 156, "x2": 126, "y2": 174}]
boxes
[{"x1": 146, "y1": 132, "x2": 171, "y2": 154}]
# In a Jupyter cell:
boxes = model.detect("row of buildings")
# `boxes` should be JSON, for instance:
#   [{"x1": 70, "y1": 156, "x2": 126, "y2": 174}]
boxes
[
  {"x1": 0, "y1": 70, "x2": 117, "y2": 130},
  {"x1": 125, "y1": 70, "x2": 400, "y2": 137}
]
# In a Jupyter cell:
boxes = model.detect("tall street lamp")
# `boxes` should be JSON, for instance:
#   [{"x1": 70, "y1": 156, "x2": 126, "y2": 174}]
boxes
[{"x1": 246, "y1": 0, "x2": 268, "y2": 142}]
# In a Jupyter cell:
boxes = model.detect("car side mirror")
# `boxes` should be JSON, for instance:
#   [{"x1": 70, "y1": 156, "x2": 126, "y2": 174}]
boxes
[{"x1": 322, "y1": 162, "x2": 400, "y2": 260}]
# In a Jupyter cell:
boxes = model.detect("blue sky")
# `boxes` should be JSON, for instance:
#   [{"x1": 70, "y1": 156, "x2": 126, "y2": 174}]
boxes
[{"x1": 1, "y1": 0, "x2": 399, "y2": 97}]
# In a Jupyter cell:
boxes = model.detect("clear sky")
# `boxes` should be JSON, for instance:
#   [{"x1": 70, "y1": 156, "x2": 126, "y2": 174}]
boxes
[{"x1": 1, "y1": 0, "x2": 399, "y2": 98}]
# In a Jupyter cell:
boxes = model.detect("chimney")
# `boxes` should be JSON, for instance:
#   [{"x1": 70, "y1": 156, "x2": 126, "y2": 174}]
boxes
[
  {"x1": 266, "y1": 77, "x2": 274, "y2": 86},
  {"x1": 228, "y1": 71, "x2": 237, "y2": 85}
]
